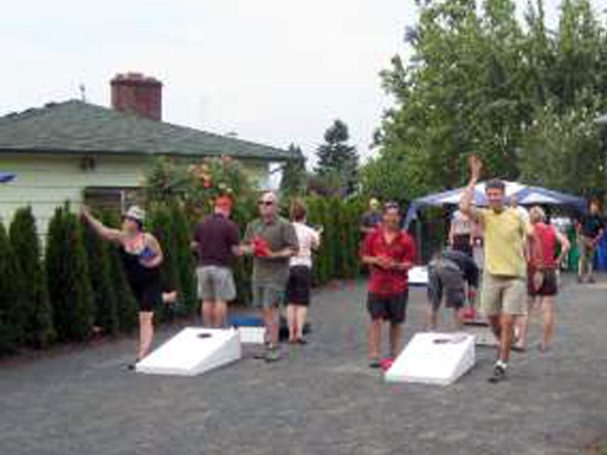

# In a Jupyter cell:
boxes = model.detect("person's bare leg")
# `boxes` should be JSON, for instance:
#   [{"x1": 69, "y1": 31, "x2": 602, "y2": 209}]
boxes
[
  {"x1": 498, "y1": 314, "x2": 515, "y2": 363},
  {"x1": 138, "y1": 311, "x2": 154, "y2": 360},
  {"x1": 263, "y1": 307, "x2": 280, "y2": 346},
  {"x1": 295, "y1": 306, "x2": 308, "y2": 340},
  {"x1": 368, "y1": 318, "x2": 382, "y2": 360},
  {"x1": 453, "y1": 307, "x2": 464, "y2": 330},
  {"x1": 389, "y1": 323, "x2": 402, "y2": 358},
  {"x1": 515, "y1": 298, "x2": 535, "y2": 350},
  {"x1": 215, "y1": 301, "x2": 228, "y2": 328},
  {"x1": 587, "y1": 256, "x2": 595, "y2": 282},
  {"x1": 202, "y1": 301, "x2": 214, "y2": 327},
  {"x1": 487, "y1": 314, "x2": 502, "y2": 358},
  {"x1": 426, "y1": 305, "x2": 438, "y2": 331},
  {"x1": 286, "y1": 304, "x2": 297, "y2": 342},
  {"x1": 540, "y1": 297, "x2": 555, "y2": 351}
]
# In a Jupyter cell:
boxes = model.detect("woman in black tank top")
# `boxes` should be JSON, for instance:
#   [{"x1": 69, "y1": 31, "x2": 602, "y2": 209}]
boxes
[{"x1": 82, "y1": 205, "x2": 164, "y2": 368}]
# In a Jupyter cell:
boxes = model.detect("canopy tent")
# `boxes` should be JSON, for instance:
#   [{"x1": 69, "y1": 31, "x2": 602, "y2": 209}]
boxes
[
  {"x1": 0, "y1": 172, "x2": 15, "y2": 184},
  {"x1": 405, "y1": 181, "x2": 586, "y2": 228}
]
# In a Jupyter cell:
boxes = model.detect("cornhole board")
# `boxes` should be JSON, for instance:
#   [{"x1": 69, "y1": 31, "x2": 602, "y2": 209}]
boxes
[
  {"x1": 385, "y1": 332, "x2": 475, "y2": 385},
  {"x1": 408, "y1": 266, "x2": 429, "y2": 287},
  {"x1": 136, "y1": 327, "x2": 241, "y2": 376}
]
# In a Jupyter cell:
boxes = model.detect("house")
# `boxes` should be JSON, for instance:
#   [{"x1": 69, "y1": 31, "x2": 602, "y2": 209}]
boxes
[{"x1": 0, "y1": 73, "x2": 296, "y2": 234}]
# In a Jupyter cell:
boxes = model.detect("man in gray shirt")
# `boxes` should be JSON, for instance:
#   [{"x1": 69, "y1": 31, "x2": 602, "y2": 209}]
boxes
[{"x1": 242, "y1": 192, "x2": 298, "y2": 361}]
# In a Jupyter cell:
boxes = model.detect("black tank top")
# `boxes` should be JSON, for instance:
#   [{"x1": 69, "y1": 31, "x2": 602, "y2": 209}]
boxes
[{"x1": 119, "y1": 245, "x2": 160, "y2": 290}]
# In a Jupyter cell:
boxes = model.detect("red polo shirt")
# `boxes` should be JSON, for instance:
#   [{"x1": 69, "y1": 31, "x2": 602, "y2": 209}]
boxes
[{"x1": 361, "y1": 228, "x2": 416, "y2": 295}]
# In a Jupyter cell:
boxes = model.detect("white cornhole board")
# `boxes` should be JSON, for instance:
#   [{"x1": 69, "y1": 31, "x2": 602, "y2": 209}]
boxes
[
  {"x1": 408, "y1": 266, "x2": 429, "y2": 286},
  {"x1": 136, "y1": 327, "x2": 241, "y2": 376},
  {"x1": 385, "y1": 332, "x2": 475, "y2": 386},
  {"x1": 237, "y1": 326, "x2": 266, "y2": 344}
]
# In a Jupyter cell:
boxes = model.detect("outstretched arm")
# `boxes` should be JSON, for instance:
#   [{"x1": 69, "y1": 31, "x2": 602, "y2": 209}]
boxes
[{"x1": 81, "y1": 205, "x2": 122, "y2": 243}]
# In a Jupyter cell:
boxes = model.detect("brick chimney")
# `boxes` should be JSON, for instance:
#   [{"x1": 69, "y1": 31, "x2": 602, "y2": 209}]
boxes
[{"x1": 110, "y1": 72, "x2": 162, "y2": 121}]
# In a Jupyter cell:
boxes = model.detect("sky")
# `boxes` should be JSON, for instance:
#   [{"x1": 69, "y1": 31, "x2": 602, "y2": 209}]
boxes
[{"x1": 1, "y1": 0, "x2": 606, "y2": 168}]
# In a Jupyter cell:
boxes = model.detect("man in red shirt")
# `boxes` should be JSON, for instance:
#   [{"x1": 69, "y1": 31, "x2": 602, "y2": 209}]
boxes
[{"x1": 361, "y1": 202, "x2": 416, "y2": 368}]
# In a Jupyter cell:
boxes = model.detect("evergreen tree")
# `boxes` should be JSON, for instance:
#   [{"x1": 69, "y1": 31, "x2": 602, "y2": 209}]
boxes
[
  {"x1": 83, "y1": 219, "x2": 119, "y2": 336},
  {"x1": 9, "y1": 207, "x2": 55, "y2": 348},
  {"x1": 102, "y1": 212, "x2": 139, "y2": 333},
  {"x1": 280, "y1": 145, "x2": 308, "y2": 198},
  {"x1": 0, "y1": 222, "x2": 24, "y2": 354},
  {"x1": 315, "y1": 120, "x2": 359, "y2": 195},
  {"x1": 170, "y1": 203, "x2": 197, "y2": 315},
  {"x1": 147, "y1": 204, "x2": 181, "y2": 321},
  {"x1": 46, "y1": 205, "x2": 94, "y2": 342}
]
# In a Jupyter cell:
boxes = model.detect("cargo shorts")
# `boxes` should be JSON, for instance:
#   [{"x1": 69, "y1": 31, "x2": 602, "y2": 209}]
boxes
[
  {"x1": 197, "y1": 266, "x2": 236, "y2": 302},
  {"x1": 480, "y1": 273, "x2": 527, "y2": 316}
]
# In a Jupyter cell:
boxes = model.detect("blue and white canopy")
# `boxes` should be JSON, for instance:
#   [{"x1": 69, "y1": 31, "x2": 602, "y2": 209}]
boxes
[
  {"x1": 405, "y1": 181, "x2": 585, "y2": 227},
  {"x1": 0, "y1": 172, "x2": 15, "y2": 183}
]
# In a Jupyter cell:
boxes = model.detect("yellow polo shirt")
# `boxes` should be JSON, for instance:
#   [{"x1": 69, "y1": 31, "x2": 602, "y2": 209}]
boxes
[{"x1": 478, "y1": 207, "x2": 527, "y2": 278}]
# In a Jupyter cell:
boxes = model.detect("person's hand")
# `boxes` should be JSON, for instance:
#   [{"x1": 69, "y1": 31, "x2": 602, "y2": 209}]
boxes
[
  {"x1": 469, "y1": 154, "x2": 482, "y2": 182},
  {"x1": 375, "y1": 256, "x2": 391, "y2": 269}
]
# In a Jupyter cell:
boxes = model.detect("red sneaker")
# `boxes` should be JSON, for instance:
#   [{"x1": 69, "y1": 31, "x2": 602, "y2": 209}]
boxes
[{"x1": 380, "y1": 357, "x2": 394, "y2": 371}]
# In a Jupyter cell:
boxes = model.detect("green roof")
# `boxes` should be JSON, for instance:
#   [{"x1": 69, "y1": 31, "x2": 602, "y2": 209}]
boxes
[{"x1": 0, "y1": 100, "x2": 295, "y2": 161}]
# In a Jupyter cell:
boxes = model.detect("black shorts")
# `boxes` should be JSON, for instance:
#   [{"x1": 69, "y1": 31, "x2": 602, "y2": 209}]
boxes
[
  {"x1": 132, "y1": 284, "x2": 162, "y2": 312},
  {"x1": 427, "y1": 259, "x2": 466, "y2": 309},
  {"x1": 528, "y1": 269, "x2": 558, "y2": 297},
  {"x1": 367, "y1": 291, "x2": 408, "y2": 324},
  {"x1": 286, "y1": 266, "x2": 312, "y2": 306}
]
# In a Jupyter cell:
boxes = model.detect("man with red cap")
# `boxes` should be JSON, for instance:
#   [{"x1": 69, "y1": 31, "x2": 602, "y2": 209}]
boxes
[{"x1": 192, "y1": 195, "x2": 241, "y2": 328}]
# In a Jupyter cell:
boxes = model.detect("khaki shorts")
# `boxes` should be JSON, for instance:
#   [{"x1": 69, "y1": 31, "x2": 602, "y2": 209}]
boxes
[
  {"x1": 481, "y1": 273, "x2": 527, "y2": 316},
  {"x1": 197, "y1": 266, "x2": 236, "y2": 302}
]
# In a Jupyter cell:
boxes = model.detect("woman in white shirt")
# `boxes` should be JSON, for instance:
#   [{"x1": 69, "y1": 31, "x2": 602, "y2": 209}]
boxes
[{"x1": 286, "y1": 201, "x2": 321, "y2": 344}]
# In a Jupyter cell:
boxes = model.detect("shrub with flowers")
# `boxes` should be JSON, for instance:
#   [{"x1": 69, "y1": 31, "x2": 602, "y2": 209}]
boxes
[{"x1": 145, "y1": 155, "x2": 257, "y2": 223}]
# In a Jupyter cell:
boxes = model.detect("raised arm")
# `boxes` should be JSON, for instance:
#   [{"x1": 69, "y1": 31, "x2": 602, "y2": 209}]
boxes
[
  {"x1": 81, "y1": 205, "x2": 122, "y2": 243},
  {"x1": 459, "y1": 155, "x2": 482, "y2": 221}
]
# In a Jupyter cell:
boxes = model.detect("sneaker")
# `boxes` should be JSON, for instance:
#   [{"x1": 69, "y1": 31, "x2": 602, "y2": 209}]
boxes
[
  {"x1": 577, "y1": 276, "x2": 584, "y2": 284},
  {"x1": 296, "y1": 337, "x2": 308, "y2": 345},
  {"x1": 488, "y1": 364, "x2": 507, "y2": 383},
  {"x1": 368, "y1": 357, "x2": 382, "y2": 369},
  {"x1": 265, "y1": 348, "x2": 281, "y2": 362},
  {"x1": 588, "y1": 276, "x2": 596, "y2": 284}
]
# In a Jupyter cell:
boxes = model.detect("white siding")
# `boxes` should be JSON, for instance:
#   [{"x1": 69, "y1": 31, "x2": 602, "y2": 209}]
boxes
[{"x1": 0, "y1": 153, "x2": 270, "y2": 235}]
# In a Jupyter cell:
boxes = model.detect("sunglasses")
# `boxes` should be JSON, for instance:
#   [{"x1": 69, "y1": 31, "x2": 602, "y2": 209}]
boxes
[
  {"x1": 258, "y1": 200, "x2": 275, "y2": 206},
  {"x1": 384, "y1": 202, "x2": 400, "y2": 211}
]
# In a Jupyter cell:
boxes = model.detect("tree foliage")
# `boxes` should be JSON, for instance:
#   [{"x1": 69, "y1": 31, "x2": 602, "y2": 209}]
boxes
[
  {"x1": 316, "y1": 120, "x2": 360, "y2": 196},
  {"x1": 46, "y1": 205, "x2": 94, "y2": 342},
  {"x1": 0, "y1": 222, "x2": 24, "y2": 354},
  {"x1": 9, "y1": 207, "x2": 55, "y2": 348},
  {"x1": 366, "y1": 0, "x2": 607, "y2": 202},
  {"x1": 83, "y1": 219, "x2": 119, "y2": 336},
  {"x1": 279, "y1": 144, "x2": 307, "y2": 198}
]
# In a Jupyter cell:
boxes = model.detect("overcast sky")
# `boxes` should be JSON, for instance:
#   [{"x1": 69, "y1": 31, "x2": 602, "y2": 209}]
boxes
[{"x1": 2, "y1": 0, "x2": 606, "y2": 166}]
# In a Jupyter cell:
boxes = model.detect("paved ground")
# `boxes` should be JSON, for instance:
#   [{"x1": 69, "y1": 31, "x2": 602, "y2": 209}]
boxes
[{"x1": 1, "y1": 274, "x2": 606, "y2": 455}]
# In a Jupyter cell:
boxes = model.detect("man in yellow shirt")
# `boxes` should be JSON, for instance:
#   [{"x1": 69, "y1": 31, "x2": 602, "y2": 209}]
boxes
[{"x1": 460, "y1": 156, "x2": 532, "y2": 383}]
